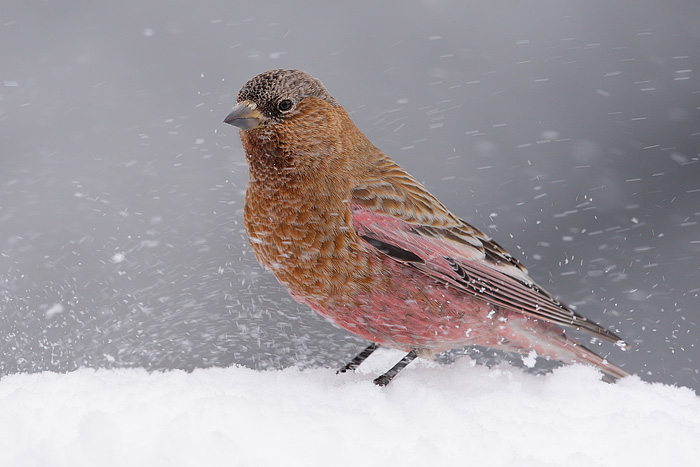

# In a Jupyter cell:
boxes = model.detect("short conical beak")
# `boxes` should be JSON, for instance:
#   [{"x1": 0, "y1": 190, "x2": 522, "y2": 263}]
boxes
[{"x1": 224, "y1": 101, "x2": 264, "y2": 130}]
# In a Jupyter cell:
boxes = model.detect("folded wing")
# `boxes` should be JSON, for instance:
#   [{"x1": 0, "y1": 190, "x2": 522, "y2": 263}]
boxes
[{"x1": 350, "y1": 163, "x2": 627, "y2": 347}]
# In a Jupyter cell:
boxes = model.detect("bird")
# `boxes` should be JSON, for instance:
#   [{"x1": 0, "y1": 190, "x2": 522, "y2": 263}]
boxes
[{"x1": 223, "y1": 69, "x2": 629, "y2": 386}]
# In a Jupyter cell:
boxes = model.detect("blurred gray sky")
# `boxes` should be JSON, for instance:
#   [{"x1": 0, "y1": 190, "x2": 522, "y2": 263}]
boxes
[{"x1": 2, "y1": 0, "x2": 699, "y2": 390}]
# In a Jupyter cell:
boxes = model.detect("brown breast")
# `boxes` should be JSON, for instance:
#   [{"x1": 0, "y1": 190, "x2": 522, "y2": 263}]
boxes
[{"x1": 240, "y1": 98, "x2": 381, "y2": 305}]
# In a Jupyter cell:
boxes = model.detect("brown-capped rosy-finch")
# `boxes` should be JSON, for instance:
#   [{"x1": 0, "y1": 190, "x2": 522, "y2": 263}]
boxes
[{"x1": 224, "y1": 69, "x2": 628, "y2": 385}]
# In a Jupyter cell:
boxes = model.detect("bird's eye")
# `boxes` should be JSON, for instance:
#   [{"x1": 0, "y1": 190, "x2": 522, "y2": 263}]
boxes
[{"x1": 277, "y1": 99, "x2": 293, "y2": 112}]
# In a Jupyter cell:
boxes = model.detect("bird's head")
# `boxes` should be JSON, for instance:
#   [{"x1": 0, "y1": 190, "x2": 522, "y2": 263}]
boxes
[
  {"x1": 224, "y1": 69, "x2": 339, "y2": 131},
  {"x1": 224, "y1": 69, "x2": 359, "y2": 176}
]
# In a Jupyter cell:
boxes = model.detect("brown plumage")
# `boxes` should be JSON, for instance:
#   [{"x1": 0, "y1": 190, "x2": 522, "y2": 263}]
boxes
[{"x1": 224, "y1": 69, "x2": 629, "y2": 385}]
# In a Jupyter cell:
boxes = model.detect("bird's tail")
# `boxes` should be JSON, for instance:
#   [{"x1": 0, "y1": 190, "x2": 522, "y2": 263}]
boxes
[
  {"x1": 557, "y1": 335, "x2": 630, "y2": 381},
  {"x1": 505, "y1": 317, "x2": 630, "y2": 381},
  {"x1": 534, "y1": 329, "x2": 630, "y2": 381}
]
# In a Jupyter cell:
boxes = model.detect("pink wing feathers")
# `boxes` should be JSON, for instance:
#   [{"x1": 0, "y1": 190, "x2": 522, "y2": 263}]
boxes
[{"x1": 349, "y1": 156, "x2": 628, "y2": 348}]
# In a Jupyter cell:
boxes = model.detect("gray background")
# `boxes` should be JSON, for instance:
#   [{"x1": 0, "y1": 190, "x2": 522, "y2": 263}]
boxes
[{"x1": 2, "y1": 0, "x2": 699, "y2": 390}]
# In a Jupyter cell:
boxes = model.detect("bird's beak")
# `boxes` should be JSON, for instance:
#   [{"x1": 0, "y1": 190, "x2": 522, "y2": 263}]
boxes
[{"x1": 224, "y1": 100, "x2": 265, "y2": 130}]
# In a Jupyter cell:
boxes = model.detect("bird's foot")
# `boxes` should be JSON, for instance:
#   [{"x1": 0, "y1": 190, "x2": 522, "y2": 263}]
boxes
[
  {"x1": 337, "y1": 343, "x2": 380, "y2": 374},
  {"x1": 373, "y1": 349, "x2": 418, "y2": 386}
]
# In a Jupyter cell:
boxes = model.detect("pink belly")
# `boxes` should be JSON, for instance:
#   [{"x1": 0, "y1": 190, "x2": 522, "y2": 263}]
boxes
[{"x1": 305, "y1": 260, "x2": 564, "y2": 358}]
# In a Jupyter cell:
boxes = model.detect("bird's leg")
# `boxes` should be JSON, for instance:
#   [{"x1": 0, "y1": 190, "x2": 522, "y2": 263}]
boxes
[
  {"x1": 373, "y1": 349, "x2": 418, "y2": 386},
  {"x1": 337, "y1": 343, "x2": 380, "y2": 374}
]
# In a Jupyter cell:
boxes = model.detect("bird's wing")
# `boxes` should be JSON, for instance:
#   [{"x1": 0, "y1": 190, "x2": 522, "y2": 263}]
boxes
[
  {"x1": 350, "y1": 168, "x2": 626, "y2": 346},
  {"x1": 351, "y1": 152, "x2": 529, "y2": 275}
]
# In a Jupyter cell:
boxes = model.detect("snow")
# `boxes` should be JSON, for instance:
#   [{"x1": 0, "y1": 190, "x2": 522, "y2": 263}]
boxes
[
  {"x1": 2, "y1": 352, "x2": 699, "y2": 467},
  {"x1": 520, "y1": 349, "x2": 538, "y2": 368},
  {"x1": 44, "y1": 303, "x2": 65, "y2": 319}
]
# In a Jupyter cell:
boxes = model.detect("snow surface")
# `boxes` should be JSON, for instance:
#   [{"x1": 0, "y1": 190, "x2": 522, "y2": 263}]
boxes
[{"x1": 2, "y1": 351, "x2": 699, "y2": 467}]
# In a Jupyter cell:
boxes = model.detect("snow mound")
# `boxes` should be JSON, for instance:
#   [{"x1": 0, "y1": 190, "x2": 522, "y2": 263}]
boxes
[{"x1": 1, "y1": 355, "x2": 698, "y2": 467}]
